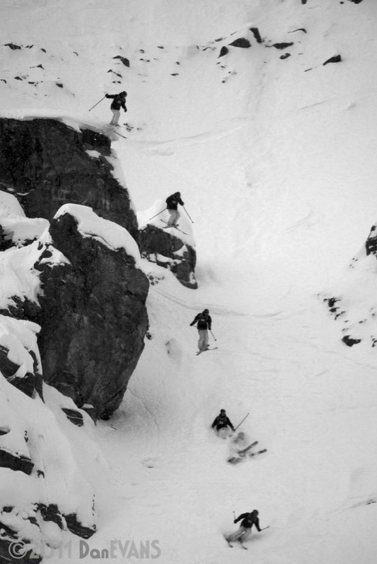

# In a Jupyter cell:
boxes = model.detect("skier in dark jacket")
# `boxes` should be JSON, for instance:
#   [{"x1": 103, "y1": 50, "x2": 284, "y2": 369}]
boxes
[
  {"x1": 166, "y1": 192, "x2": 184, "y2": 227},
  {"x1": 211, "y1": 409, "x2": 235, "y2": 434},
  {"x1": 226, "y1": 510, "x2": 261, "y2": 546},
  {"x1": 190, "y1": 309, "x2": 212, "y2": 353},
  {"x1": 105, "y1": 91, "x2": 127, "y2": 125}
]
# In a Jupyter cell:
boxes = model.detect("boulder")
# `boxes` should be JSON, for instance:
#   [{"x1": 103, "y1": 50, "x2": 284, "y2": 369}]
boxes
[
  {"x1": 139, "y1": 224, "x2": 197, "y2": 289},
  {"x1": 0, "y1": 118, "x2": 138, "y2": 241},
  {"x1": 33, "y1": 208, "x2": 149, "y2": 419}
]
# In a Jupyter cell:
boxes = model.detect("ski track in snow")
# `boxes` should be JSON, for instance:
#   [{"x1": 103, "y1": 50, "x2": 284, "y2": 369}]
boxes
[{"x1": 125, "y1": 117, "x2": 252, "y2": 155}]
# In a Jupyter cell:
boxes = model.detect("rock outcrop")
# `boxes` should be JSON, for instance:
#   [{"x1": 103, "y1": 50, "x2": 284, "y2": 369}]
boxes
[
  {"x1": 0, "y1": 117, "x2": 150, "y2": 560},
  {"x1": 0, "y1": 120, "x2": 150, "y2": 417},
  {"x1": 31, "y1": 206, "x2": 149, "y2": 419},
  {"x1": 0, "y1": 336, "x2": 98, "y2": 563},
  {"x1": 0, "y1": 117, "x2": 138, "y2": 240},
  {"x1": 139, "y1": 224, "x2": 197, "y2": 289},
  {"x1": 323, "y1": 222, "x2": 377, "y2": 348}
]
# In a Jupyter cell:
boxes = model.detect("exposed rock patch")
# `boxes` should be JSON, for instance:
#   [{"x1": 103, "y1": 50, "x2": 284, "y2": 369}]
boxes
[
  {"x1": 229, "y1": 38, "x2": 251, "y2": 48},
  {"x1": 323, "y1": 222, "x2": 377, "y2": 348},
  {"x1": 139, "y1": 224, "x2": 197, "y2": 289},
  {"x1": 323, "y1": 55, "x2": 342, "y2": 65}
]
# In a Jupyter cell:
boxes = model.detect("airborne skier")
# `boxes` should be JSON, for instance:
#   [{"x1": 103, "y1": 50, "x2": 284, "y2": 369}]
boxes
[
  {"x1": 166, "y1": 192, "x2": 184, "y2": 227},
  {"x1": 105, "y1": 91, "x2": 127, "y2": 125}
]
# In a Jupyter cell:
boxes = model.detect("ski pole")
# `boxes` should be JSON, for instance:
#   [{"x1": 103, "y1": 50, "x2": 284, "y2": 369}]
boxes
[
  {"x1": 233, "y1": 511, "x2": 236, "y2": 520},
  {"x1": 234, "y1": 413, "x2": 249, "y2": 432},
  {"x1": 183, "y1": 206, "x2": 194, "y2": 223},
  {"x1": 260, "y1": 526, "x2": 270, "y2": 531},
  {"x1": 149, "y1": 207, "x2": 167, "y2": 220},
  {"x1": 210, "y1": 330, "x2": 217, "y2": 342},
  {"x1": 89, "y1": 96, "x2": 106, "y2": 112}
]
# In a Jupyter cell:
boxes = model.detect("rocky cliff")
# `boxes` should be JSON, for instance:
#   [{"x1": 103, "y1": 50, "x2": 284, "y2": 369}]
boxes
[
  {"x1": 323, "y1": 222, "x2": 377, "y2": 348},
  {"x1": 0, "y1": 118, "x2": 150, "y2": 560},
  {"x1": 0, "y1": 117, "x2": 138, "y2": 240},
  {"x1": 137, "y1": 202, "x2": 198, "y2": 289},
  {"x1": 34, "y1": 205, "x2": 149, "y2": 419},
  {"x1": 0, "y1": 117, "x2": 149, "y2": 418},
  {"x1": 139, "y1": 224, "x2": 198, "y2": 289}
]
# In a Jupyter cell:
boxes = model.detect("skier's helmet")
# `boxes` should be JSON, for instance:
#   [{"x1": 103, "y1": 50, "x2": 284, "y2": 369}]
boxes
[
  {"x1": 121, "y1": 91, "x2": 127, "y2": 96},
  {"x1": 220, "y1": 409, "x2": 226, "y2": 414},
  {"x1": 251, "y1": 510, "x2": 259, "y2": 516},
  {"x1": 203, "y1": 308, "x2": 209, "y2": 314}
]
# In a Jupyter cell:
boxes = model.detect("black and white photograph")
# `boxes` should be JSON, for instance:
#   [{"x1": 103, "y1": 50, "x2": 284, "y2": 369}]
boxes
[{"x1": 0, "y1": 0, "x2": 376, "y2": 563}]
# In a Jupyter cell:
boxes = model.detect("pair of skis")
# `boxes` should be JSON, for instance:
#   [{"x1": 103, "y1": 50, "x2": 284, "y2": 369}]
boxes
[
  {"x1": 196, "y1": 346, "x2": 218, "y2": 356},
  {"x1": 160, "y1": 219, "x2": 187, "y2": 235},
  {"x1": 227, "y1": 440, "x2": 267, "y2": 464},
  {"x1": 225, "y1": 526, "x2": 269, "y2": 549},
  {"x1": 105, "y1": 123, "x2": 128, "y2": 138},
  {"x1": 225, "y1": 537, "x2": 248, "y2": 550}
]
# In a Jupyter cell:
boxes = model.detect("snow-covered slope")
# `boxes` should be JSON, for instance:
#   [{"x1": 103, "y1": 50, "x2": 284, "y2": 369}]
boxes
[{"x1": 1, "y1": 0, "x2": 377, "y2": 563}]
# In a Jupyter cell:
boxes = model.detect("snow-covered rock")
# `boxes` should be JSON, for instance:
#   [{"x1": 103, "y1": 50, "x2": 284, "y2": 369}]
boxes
[
  {"x1": 35, "y1": 205, "x2": 149, "y2": 419},
  {"x1": 138, "y1": 200, "x2": 197, "y2": 289},
  {"x1": 0, "y1": 117, "x2": 138, "y2": 240}
]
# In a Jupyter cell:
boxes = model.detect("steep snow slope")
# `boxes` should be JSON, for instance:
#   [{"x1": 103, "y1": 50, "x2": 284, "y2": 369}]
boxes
[{"x1": 2, "y1": 0, "x2": 377, "y2": 563}]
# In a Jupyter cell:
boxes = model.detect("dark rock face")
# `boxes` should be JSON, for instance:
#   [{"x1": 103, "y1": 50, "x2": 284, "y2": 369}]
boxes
[
  {"x1": 113, "y1": 55, "x2": 130, "y2": 67},
  {"x1": 65, "y1": 512, "x2": 96, "y2": 539},
  {"x1": 0, "y1": 295, "x2": 41, "y2": 321},
  {"x1": 0, "y1": 118, "x2": 138, "y2": 241},
  {"x1": 0, "y1": 117, "x2": 150, "y2": 418},
  {"x1": 323, "y1": 55, "x2": 342, "y2": 65},
  {"x1": 342, "y1": 335, "x2": 361, "y2": 347},
  {"x1": 250, "y1": 27, "x2": 263, "y2": 44},
  {"x1": 323, "y1": 223, "x2": 377, "y2": 348},
  {"x1": 218, "y1": 46, "x2": 229, "y2": 58},
  {"x1": 0, "y1": 448, "x2": 34, "y2": 474},
  {"x1": 0, "y1": 344, "x2": 43, "y2": 399},
  {"x1": 0, "y1": 522, "x2": 42, "y2": 563},
  {"x1": 61, "y1": 408, "x2": 84, "y2": 427},
  {"x1": 139, "y1": 225, "x2": 197, "y2": 289},
  {"x1": 365, "y1": 224, "x2": 377, "y2": 256},
  {"x1": 33, "y1": 211, "x2": 149, "y2": 419},
  {"x1": 272, "y1": 42, "x2": 294, "y2": 50},
  {"x1": 0, "y1": 502, "x2": 96, "y2": 563},
  {"x1": 229, "y1": 38, "x2": 251, "y2": 48}
]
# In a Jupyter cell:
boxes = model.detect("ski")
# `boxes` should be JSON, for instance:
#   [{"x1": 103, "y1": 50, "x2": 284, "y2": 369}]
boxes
[
  {"x1": 113, "y1": 129, "x2": 128, "y2": 140},
  {"x1": 224, "y1": 536, "x2": 247, "y2": 550},
  {"x1": 196, "y1": 347, "x2": 218, "y2": 356},
  {"x1": 239, "y1": 441, "x2": 258, "y2": 456},
  {"x1": 160, "y1": 219, "x2": 187, "y2": 235},
  {"x1": 227, "y1": 441, "x2": 258, "y2": 464},
  {"x1": 249, "y1": 448, "x2": 268, "y2": 457}
]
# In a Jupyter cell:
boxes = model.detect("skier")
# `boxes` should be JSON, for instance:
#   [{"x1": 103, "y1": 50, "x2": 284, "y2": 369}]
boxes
[
  {"x1": 105, "y1": 91, "x2": 127, "y2": 125},
  {"x1": 166, "y1": 192, "x2": 184, "y2": 227},
  {"x1": 211, "y1": 409, "x2": 235, "y2": 436},
  {"x1": 226, "y1": 510, "x2": 261, "y2": 546},
  {"x1": 190, "y1": 308, "x2": 212, "y2": 353}
]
